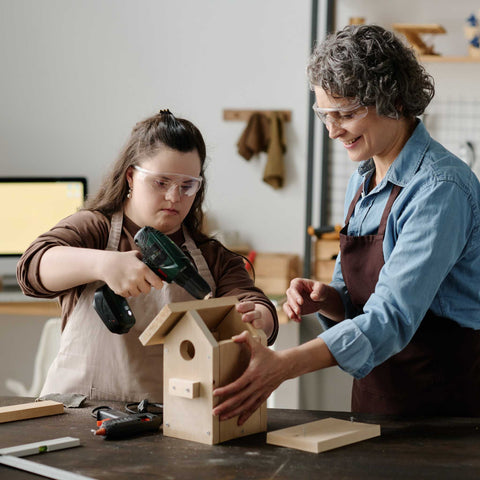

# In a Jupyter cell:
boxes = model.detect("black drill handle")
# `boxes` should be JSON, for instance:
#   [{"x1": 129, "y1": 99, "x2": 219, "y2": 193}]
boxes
[{"x1": 92, "y1": 284, "x2": 136, "y2": 334}]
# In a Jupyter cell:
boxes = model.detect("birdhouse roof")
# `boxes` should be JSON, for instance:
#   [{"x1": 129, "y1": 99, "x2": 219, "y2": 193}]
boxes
[{"x1": 139, "y1": 296, "x2": 239, "y2": 346}]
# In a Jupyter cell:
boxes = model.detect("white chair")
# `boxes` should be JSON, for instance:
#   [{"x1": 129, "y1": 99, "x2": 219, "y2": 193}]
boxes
[{"x1": 5, "y1": 317, "x2": 61, "y2": 397}]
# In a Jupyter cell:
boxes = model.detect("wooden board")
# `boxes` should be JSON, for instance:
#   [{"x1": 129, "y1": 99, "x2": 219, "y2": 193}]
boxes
[
  {"x1": 253, "y1": 253, "x2": 300, "y2": 296},
  {"x1": 0, "y1": 400, "x2": 64, "y2": 423},
  {"x1": 266, "y1": 417, "x2": 380, "y2": 453},
  {"x1": 223, "y1": 109, "x2": 291, "y2": 122},
  {"x1": 392, "y1": 23, "x2": 446, "y2": 55}
]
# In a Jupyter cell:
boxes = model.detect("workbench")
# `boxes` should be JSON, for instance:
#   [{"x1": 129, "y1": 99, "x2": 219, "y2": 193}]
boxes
[{"x1": 1, "y1": 396, "x2": 479, "y2": 479}]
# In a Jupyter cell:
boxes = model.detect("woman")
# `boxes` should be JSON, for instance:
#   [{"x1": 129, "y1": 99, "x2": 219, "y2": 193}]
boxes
[
  {"x1": 17, "y1": 109, "x2": 278, "y2": 402},
  {"x1": 213, "y1": 24, "x2": 480, "y2": 423}
]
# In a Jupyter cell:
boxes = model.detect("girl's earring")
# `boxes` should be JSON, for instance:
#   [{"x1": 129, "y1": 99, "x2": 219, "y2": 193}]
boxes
[{"x1": 127, "y1": 187, "x2": 132, "y2": 199}]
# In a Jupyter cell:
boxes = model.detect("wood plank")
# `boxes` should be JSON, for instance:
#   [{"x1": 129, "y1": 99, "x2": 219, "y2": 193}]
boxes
[
  {"x1": 0, "y1": 400, "x2": 64, "y2": 423},
  {"x1": 420, "y1": 55, "x2": 480, "y2": 63},
  {"x1": 267, "y1": 417, "x2": 380, "y2": 453},
  {"x1": 392, "y1": 24, "x2": 446, "y2": 34},
  {"x1": 139, "y1": 296, "x2": 238, "y2": 346},
  {"x1": 223, "y1": 109, "x2": 291, "y2": 122}
]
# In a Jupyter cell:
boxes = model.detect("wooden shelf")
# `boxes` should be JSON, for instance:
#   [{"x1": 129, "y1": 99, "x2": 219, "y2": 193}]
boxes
[
  {"x1": 420, "y1": 55, "x2": 480, "y2": 63},
  {"x1": 223, "y1": 109, "x2": 291, "y2": 122}
]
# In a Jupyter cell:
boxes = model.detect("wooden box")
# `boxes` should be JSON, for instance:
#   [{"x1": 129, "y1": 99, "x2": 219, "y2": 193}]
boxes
[
  {"x1": 314, "y1": 239, "x2": 339, "y2": 284},
  {"x1": 253, "y1": 253, "x2": 300, "y2": 295}
]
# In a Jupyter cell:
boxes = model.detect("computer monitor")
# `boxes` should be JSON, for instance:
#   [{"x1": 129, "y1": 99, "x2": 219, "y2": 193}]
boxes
[{"x1": 0, "y1": 177, "x2": 87, "y2": 287}]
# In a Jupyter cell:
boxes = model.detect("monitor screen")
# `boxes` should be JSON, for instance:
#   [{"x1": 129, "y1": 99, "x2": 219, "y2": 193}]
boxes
[{"x1": 0, "y1": 177, "x2": 87, "y2": 257}]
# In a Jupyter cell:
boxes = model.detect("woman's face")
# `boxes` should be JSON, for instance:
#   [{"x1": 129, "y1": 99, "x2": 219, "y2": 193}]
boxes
[
  {"x1": 124, "y1": 146, "x2": 202, "y2": 234},
  {"x1": 314, "y1": 87, "x2": 409, "y2": 167}
]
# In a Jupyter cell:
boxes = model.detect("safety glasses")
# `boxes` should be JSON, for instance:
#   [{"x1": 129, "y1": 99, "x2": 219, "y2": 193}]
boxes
[
  {"x1": 312, "y1": 101, "x2": 369, "y2": 128},
  {"x1": 133, "y1": 165, "x2": 203, "y2": 197}
]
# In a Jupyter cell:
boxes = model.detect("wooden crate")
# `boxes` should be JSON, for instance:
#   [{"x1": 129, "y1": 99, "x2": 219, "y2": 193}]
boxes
[
  {"x1": 253, "y1": 253, "x2": 300, "y2": 295},
  {"x1": 313, "y1": 239, "x2": 339, "y2": 284}
]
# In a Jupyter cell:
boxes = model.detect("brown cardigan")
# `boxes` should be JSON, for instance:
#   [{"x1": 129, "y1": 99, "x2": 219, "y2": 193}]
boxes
[{"x1": 17, "y1": 210, "x2": 278, "y2": 345}]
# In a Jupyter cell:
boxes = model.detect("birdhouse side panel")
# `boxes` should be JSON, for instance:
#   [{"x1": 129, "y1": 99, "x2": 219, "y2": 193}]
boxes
[{"x1": 216, "y1": 339, "x2": 267, "y2": 443}]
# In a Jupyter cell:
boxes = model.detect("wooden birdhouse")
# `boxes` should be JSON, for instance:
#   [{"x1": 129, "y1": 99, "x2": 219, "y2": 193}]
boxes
[{"x1": 139, "y1": 296, "x2": 267, "y2": 445}]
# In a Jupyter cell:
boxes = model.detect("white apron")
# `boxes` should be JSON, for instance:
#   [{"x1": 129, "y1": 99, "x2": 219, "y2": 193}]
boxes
[{"x1": 40, "y1": 211, "x2": 216, "y2": 402}]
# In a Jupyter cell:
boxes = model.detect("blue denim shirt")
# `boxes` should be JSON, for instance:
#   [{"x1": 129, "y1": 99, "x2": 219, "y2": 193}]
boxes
[{"x1": 319, "y1": 120, "x2": 480, "y2": 379}]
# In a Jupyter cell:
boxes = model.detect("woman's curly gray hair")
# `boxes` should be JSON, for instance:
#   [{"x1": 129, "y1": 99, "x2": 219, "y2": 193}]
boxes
[{"x1": 307, "y1": 24, "x2": 435, "y2": 118}]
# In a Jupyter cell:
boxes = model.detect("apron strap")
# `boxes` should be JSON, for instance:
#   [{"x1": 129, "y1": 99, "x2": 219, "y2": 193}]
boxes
[
  {"x1": 377, "y1": 185, "x2": 402, "y2": 236},
  {"x1": 181, "y1": 226, "x2": 216, "y2": 296},
  {"x1": 345, "y1": 183, "x2": 364, "y2": 225},
  {"x1": 107, "y1": 211, "x2": 124, "y2": 251},
  {"x1": 344, "y1": 183, "x2": 402, "y2": 236}
]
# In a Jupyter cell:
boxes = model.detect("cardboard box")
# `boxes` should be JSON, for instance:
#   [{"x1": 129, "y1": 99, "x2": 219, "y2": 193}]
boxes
[
  {"x1": 313, "y1": 239, "x2": 339, "y2": 283},
  {"x1": 253, "y1": 253, "x2": 300, "y2": 295}
]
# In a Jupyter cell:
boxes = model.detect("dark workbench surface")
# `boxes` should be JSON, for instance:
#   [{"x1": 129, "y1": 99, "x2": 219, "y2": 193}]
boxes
[{"x1": 1, "y1": 396, "x2": 480, "y2": 479}]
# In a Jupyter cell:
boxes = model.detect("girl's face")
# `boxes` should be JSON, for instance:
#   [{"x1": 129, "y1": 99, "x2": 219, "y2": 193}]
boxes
[
  {"x1": 124, "y1": 146, "x2": 202, "y2": 234},
  {"x1": 314, "y1": 87, "x2": 410, "y2": 168}
]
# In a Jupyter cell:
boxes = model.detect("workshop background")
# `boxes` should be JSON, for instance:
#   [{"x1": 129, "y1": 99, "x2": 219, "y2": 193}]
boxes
[{"x1": 1, "y1": 0, "x2": 479, "y2": 411}]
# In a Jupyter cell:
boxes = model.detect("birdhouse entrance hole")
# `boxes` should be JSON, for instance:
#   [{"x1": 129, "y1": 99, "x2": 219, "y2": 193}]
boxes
[{"x1": 180, "y1": 340, "x2": 195, "y2": 360}]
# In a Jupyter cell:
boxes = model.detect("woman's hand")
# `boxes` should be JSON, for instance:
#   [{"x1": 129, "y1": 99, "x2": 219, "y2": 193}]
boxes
[
  {"x1": 212, "y1": 330, "x2": 287, "y2": 425},
  {"x1": 235, "y1": 301, "x2": 274, "y2": 339},
  {"x1": 212, "y1": 333, "x2": 337, "y2": 425},
  {"x1": 100, "y1": 250, "x2": 164, "y2": 297},
  {"x1": 284, "y1": 278, "x2": 344, "y2": 322}
]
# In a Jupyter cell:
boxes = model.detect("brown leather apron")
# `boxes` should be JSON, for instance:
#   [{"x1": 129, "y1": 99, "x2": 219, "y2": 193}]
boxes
[
  {"x1": 340, "y1": 183, "x2": 480, "y2": 416},
  {"x1": 40, "y1": 211, "x2": 216, "y2": 402}
]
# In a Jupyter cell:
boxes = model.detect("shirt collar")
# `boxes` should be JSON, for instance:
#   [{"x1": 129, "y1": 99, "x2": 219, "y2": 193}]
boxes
[{"x1": 357, "y1": 119, "x2": 431, "y2": 187}]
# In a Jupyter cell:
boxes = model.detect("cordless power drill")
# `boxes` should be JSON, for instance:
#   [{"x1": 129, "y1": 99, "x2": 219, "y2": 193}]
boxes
[{"x1": 92, "y1": 226, "x2": 212, "y2": 334}]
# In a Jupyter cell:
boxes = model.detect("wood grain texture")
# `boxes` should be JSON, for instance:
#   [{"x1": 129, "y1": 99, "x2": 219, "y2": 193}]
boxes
[
  {"x1": 0, "y1": 400, "x2": 64, "y2": 423},
  {"x1": 267, "y1": 417, "x2": 380, "y2": 453}
]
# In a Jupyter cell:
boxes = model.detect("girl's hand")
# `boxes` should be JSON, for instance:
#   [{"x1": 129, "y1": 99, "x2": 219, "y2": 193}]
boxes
[
  {"x1": 101, "y1": 250, "x2": 164, "y2": 297},
  {"x1": 236, "y1": 301, "x2": 274, "y2": 339}
]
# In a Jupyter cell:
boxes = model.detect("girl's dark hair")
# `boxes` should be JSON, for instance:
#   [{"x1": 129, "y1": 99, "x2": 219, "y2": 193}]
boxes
[
  {"x1": 307, "y1": 24, "x2": 435, "y2": 118},
  {"x1": 85, "y1": 109, "x2": 209, "y2": 242}
]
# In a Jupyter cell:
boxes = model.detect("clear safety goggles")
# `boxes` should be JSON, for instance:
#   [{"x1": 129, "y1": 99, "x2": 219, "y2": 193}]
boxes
[
  {"x1": 312, "y1": 101, "x2": 369, "y2": 128},
  {"x1": 133, "y1": 165, "x2": 203, "y2": 197}
]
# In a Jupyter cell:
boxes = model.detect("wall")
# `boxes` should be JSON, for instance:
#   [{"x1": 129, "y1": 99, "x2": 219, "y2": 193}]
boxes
[
  {"x1": 0, "y1": 0, "x2": 313, "y2": 398},
  {"x1": 0, "y1": 0, "x2": 312, "y2": 256},
  {"x1": 327, "y1": 0, "x2": 480, "y2": 224}
]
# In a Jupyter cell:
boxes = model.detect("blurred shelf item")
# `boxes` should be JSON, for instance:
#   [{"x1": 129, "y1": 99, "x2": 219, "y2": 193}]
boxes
[
  {"x1": 313, "y1": 239, "x2": 339, "y2": 284},
  {"x1": 420, "y1": 55, "x2": 480, "y2": 63},
  {"x1": 223, "y1": 109, "x2": 291, "y2": 122},
  {"x1": 252, "y1": 253, "x2": 300, "y2": 296},
  {"x1": 0, "y1": 292, "x2": 61, "y2": 316},
  {"x1": 392, "y1": 23, "x2": 446, "y2": 56}
]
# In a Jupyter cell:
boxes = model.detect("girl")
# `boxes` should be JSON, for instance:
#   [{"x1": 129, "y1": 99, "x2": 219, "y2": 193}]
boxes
[{"x1": 17, "y1": 109, "x2": 278, "y2": 402}]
